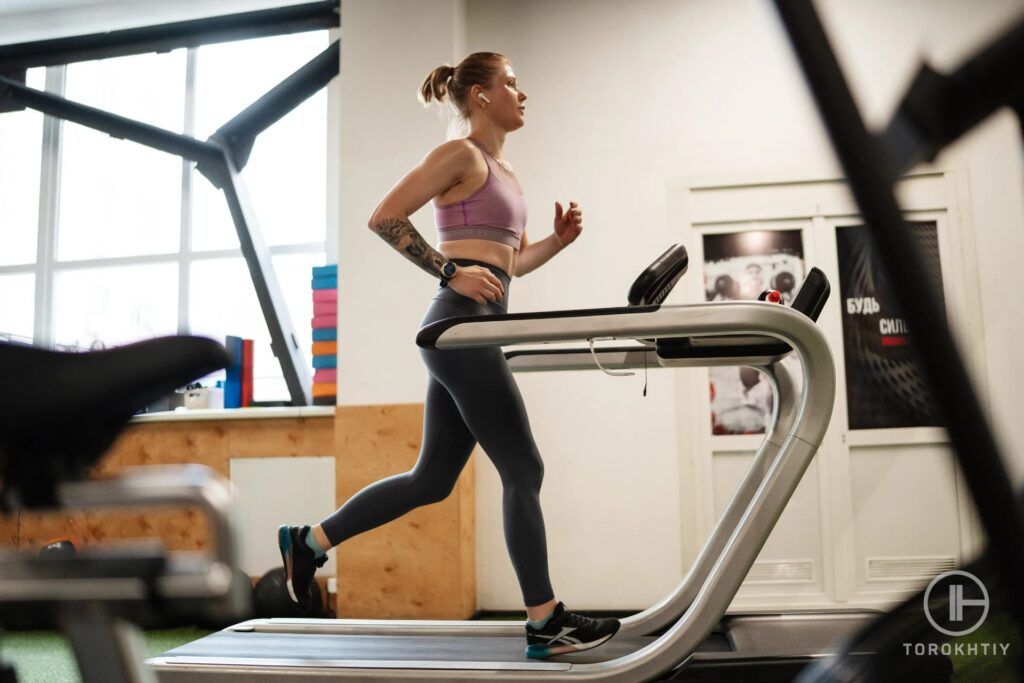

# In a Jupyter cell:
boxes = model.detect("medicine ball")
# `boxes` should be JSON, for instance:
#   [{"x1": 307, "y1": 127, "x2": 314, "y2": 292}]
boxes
[
  {"x1": 235, "y1": 568, "x2": 256, "y2": 613},
  {"x1": 253, "y1": 567, "x2": 324, "y2": 618},
  {"x1": 39, "y1": 536, "x2": 78, "y2": 559}
]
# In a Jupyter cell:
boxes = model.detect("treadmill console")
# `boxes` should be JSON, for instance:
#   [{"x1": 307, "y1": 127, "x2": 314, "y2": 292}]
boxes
[
  {"x1": 790, "y1": 267, "x2": 830, "y2": 322},
  {"x1": 627, "y1": 244, "x2": 689, "y2": 306}
]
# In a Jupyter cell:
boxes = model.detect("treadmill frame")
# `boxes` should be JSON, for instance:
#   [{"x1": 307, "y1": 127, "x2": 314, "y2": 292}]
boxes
[{"x1": 150, "y1": 300, "x2": 837, "y2": 681}]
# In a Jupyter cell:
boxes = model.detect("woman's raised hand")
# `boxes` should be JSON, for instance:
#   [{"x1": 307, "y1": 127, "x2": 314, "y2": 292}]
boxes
[
  {"x1": 554, "y1": 201, "x2": 583, "y2": 247},
  {"x1": 449, "y1": 265, "x2": 505, "y2": 305}
]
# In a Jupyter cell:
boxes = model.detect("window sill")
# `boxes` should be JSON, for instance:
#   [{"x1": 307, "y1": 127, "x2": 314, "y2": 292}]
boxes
[{"x1": 130, "y1": 406, "x2": 335, "y2": 423}]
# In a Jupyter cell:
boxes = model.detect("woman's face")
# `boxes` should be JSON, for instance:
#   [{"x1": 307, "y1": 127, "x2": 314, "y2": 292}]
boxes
[{"x1": 479, "y1": 62, "x2": 527, "y2": 131}]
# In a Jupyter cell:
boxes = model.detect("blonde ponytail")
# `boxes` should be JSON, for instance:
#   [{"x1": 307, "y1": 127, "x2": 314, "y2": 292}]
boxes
[{"x1": 419, "y1": 64, "x2": 456, "y2": 105}]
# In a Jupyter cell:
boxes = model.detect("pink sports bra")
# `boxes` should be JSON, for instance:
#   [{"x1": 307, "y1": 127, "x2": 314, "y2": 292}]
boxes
[{"x1": 434, "y1": 138, "x2": 528, "y2": 249}]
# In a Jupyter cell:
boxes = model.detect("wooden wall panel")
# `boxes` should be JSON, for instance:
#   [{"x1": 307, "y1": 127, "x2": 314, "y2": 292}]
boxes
[
  {"x1": 334, "y1": 405, "x2": 476, "y2": 620},
  {"x1": 458, "y1": 454, "x2": 476, "y2": 611},
  {"x1": 97, "y1": 422, "x2": 230, "y2": 476},
  {"x1": 228, "y1": 418, "x2": 334, "y2": 458},
  {"x1": 2, "y1": 417, "x2": 331, "y2": 554},
  {"x1": 0, "y1": 517, "x2": 17, "y2": 545},
  {"x1": 1, "y1": 410, "x2": 476, "y2": 620},
  {"x1": 15, "y1": 507, "x2": 210, "y2": 552}
]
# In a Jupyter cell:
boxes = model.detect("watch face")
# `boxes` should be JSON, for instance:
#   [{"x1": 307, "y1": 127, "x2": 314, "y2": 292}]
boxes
[{"x1": 443, "y1": 262, "x2": 457, "y2": 279}]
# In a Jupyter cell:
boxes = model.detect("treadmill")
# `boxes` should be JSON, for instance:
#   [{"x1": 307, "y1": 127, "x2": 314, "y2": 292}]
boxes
[{"x1": 151, "y1": 245, "x2": 878, "y2": 681}]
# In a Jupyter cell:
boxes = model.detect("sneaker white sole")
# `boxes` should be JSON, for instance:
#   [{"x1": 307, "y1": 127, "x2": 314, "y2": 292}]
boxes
[
  {"x1": 526, "y1": 632, "x2": 615, "y2": 659},
  {"x1": 278, "y1": 525, "x2": 300, "y2": 604}
]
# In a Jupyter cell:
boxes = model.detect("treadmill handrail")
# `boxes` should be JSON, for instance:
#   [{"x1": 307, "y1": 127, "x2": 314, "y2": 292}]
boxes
[
  {"x1": 420, "y1": 301, "x2": 831, "y2": 446},
  {"x1": 422, "y1": 300, "x2": 794, "y2": 343},
  {"x1": 418, "y1": 266, "x2": 830, "y2": 352},
  {"x1": 416, "y1": 304, "x2": 659, "y2": 348}
]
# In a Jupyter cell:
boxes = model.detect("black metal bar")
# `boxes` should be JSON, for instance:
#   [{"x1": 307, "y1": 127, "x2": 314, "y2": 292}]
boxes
[
  {"x1": 882, "y1": 13, "x2": 1024, "y2": 174},
  {"x1": 0, "y1": 68, "x2": 26, "y2": 112},
  {"x1": 773, "y1": 0, "x2": 1024, "y2": 625},
  {"x1": 210, "y1": 40, "x2": 340, "y2": 171},
  {"x1": 213, "y1": 152, "x2": 312, "y2": 407},
  {"x1": 0, "y1": 75, "x2": 222, "y2": 167},
  {"x1": 0, "y1": 1, "x2": 339, "y2": 71}
]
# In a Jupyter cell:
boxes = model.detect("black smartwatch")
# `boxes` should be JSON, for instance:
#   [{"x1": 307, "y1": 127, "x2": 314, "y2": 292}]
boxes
[{"x1": 439, "y1": 261, "x2": 458, "y2": 287}]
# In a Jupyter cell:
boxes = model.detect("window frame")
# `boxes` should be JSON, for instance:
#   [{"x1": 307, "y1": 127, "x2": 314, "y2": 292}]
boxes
[{"x1": 0, "y1": 28, "x2": 339, "y2": 403}]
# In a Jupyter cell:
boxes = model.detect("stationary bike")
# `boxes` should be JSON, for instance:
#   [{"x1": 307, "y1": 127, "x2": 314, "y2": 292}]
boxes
[{"x1": 0, "y1": 336, "x2": 250, "y2": 683}]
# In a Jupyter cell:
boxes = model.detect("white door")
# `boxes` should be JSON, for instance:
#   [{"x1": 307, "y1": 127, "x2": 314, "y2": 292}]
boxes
[{"x1": 670, "y1": 171, "x2": 983, "y2": 611}]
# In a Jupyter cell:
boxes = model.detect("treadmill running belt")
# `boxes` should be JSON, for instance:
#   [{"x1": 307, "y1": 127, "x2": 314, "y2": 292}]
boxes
[{"x1": 154, "y1": 631, "x2": 731, "y2": 669}]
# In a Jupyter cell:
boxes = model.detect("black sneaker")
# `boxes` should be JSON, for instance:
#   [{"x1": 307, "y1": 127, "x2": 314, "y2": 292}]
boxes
[
  {"x1": 277, "y1": 524, "x2": 327, "y2": 612},
  {"x1": 525, "y1": 602, "x2": 621, "y2": 659}
]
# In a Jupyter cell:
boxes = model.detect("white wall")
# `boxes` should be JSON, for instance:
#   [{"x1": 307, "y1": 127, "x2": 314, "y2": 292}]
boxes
[
  {"x1": 337, "y1": 0, "x2": 468, "y2": 407},
  {"x1": 339, "y1": 0, "x2": 1024, "y2": 610}
]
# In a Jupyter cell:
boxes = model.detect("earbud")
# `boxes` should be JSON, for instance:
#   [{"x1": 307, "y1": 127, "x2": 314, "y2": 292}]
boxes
[{"x1": 478, "y1": 93, "x2": 491, "y2": 103}]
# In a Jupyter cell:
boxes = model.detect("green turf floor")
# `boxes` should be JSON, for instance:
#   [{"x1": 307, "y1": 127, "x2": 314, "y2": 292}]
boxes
[
  {"x1": 945, "y1": 612, "x2": 1022, "y2": 682},
  {"x1": 0, "y1": 627, "x2": 212, "y2": 683}
]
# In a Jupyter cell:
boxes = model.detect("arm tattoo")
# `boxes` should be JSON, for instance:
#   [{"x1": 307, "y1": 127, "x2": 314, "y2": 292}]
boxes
[{"x1": 372, "y1": 217, "x2": 447, "y2": 278}]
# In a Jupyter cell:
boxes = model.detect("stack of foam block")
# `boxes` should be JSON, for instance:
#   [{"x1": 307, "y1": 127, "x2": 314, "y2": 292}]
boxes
[{"x1": 311, "y1": 264, "x2": 337, "y2": 406}]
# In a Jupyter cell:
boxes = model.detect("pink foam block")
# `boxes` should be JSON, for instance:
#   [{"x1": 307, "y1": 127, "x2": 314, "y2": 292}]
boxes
[
  {"x1": 312, "y1": 314, "x2": 337, "y2": 329},
  {"x1": 314, "y1": 301, "x2": 337, "y2": 316},
  {"x1": 314, "y1": 368, "x2": 337, "y2": 383}
]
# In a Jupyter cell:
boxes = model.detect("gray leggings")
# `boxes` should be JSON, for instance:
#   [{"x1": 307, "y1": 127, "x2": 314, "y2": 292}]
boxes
[{"x1": 320, "y1": 260, "x2": 553, "y2": 606}]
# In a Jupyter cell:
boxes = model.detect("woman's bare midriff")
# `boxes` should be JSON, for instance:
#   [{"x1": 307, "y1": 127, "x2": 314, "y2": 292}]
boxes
[{"x1": 439, "y1": 238, "x2": 517, "y2": 277}]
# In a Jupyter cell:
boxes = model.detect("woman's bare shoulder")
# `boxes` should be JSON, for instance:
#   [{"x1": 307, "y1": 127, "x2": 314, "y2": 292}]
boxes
[{"x1": 424, "y1": 138, "x2": 476, "y2": 161}]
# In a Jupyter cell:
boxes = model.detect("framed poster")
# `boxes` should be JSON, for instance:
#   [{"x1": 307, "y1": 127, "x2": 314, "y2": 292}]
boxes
[
  {"x1": 703, "y1": 230, "x2": 805, "y2": 435},
  {"x1": 836, "y1": 221, "x2": 945, "y2": 429}
]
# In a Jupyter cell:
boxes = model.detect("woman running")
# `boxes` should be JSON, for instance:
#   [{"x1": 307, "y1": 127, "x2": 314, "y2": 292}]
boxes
[{"x1": 279, "y1": 52, "x2": 619, "y2": 659}]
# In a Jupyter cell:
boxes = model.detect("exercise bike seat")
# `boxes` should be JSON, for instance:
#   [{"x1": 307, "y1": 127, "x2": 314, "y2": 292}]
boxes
[{"x1": 0, "y1": 335, "x2": 230, "y2": 510}]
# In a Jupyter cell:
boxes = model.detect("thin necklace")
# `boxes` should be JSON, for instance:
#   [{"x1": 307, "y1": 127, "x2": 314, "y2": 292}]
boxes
[
  {"x1": 471, "y1": 138, "x2": 515, "y2": 175},
  {"x1": 492, "y1": 156, "x2": 515, "y2": 176}
]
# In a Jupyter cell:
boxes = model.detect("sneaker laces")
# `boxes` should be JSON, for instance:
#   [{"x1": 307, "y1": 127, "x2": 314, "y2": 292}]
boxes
[{"x1": 563, "y1": 610, "x2": 603, "y2": 629}]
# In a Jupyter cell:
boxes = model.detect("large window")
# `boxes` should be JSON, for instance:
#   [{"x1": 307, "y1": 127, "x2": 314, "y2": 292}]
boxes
[
  {"x1": 0, "y1": 31, "x2": 332, "y2": 401},
  {"x1": 0, "y1": 67, "x2": 45, "y2": 343}
]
